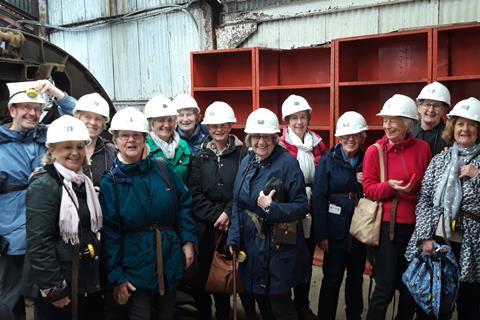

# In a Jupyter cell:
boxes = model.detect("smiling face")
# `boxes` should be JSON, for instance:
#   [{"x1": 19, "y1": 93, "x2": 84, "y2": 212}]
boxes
[
  {"x1": 418, "y1": 99, "x2": 448, "y2": 128},
  {"x1": 250, "y1": 134, "x2": 275, "y2": 160},
  {"x1": 382, "y1": 116, "x2": 409, "y2": 144},
  {"x1": 339, "y1": 133, "x2": 364, "y2": 157},
  {"x1": 286, "y1": 111, "x2": 310, "y2": 139},
  {"x1": 51, "y1": 141, "x2": 87, "y2": 172},
  {"x1": 454, "y1": 117, "x2": 479, "y2": 148},
  {"x1": 114, "y1": 130, "x2": 146, "y2": 164},
  {"x1": 208, "y1": 123, "x2": 231, "y2": 145},
  {"x1": 77, "y1": 111, "x2": 106, "y2": 139},
  {"x1": 151, "y1": 116, "x2": 176, "y2": 142},
  {"x1": 176, "y1": 108, "x2": 198, "y2": 134},
  {"x1": 9, "y1": 102, "x2": 43, "y2": 131}
]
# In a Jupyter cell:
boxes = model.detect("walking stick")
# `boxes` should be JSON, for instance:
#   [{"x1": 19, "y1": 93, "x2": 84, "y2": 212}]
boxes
[{"x1": 232, "y1": 250, "x2": 238, "y2": 320}]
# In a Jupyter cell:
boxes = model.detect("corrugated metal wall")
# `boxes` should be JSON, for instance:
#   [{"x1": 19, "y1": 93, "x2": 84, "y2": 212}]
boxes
[
  {"x1": 218, "y1": 0, "x2": 480, "y2": 49},
  {"x1": 47, "y1": 0, "x2": 208, "y2": 108},
  {"x1": 4, "y1": 0, "x2": 37, "y2": 17}
]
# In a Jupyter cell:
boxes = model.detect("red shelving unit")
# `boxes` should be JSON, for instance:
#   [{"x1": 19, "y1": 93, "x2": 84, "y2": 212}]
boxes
[
  {"x1": 257, "y1": 47, "x2": 334, "y2": 147},
  {"x1": 191, "y1": 48, "x2": 256, "y2": 129},
  {"x1": 434, "y1": 23, "x2": 480, "y2": 106},
  {"x1": 335, "y1": 29, "x2": 432, "y2": 147}
]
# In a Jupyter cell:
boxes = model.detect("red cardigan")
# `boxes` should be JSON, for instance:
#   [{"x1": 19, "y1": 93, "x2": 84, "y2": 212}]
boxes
[
  {"x1": 280, "y1": 128, "x2": 328, "y2": 167},
  {"x1": 362, "y1": 134, "x2": 432, "y2": 224}
]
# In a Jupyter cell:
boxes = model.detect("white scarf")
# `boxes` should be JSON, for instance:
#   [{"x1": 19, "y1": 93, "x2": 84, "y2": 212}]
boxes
[
  {"x1": 54, "y1": 162, "x2": 103, "y2": 245},
  {"x1": 149, "y1": 131, "x2": 179, "y2": 160},
  {"x1": 287, "y1": 128, "x2": 316, "y2": 184}
]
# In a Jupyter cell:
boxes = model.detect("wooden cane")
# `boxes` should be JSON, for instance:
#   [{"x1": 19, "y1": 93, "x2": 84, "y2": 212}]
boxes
[{"x1": 233, "y1": 251, "x2": 238, "y2": 320}]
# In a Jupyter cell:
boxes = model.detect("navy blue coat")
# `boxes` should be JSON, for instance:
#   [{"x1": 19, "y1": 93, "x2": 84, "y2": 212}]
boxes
[
  {"x1": 313, "y1": 144, "x2": 364, "y2": 243},
  {"x1": 227, "y1": 146, "x2": 308, "y2": 295}
]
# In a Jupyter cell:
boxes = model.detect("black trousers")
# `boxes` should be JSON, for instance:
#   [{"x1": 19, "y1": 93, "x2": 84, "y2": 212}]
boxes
[
  {"x1": 366, "y1": 222, "x2": 416, "y2": 320},
  {"x1": 35, "y1": 292, "x2": 103, "y2": 320},
  {"x1": 128, "y1": 288, "x2": 176, "y2": 320},
  {"x1": 318, "y1": 237, "x2": 366, "y2": 320},
  {"x1": 0, "y1": 254, "x2": 25, "y2": 320},
  {"x1": 256, "y1": 292, "x2": 298, "y2": 320}
]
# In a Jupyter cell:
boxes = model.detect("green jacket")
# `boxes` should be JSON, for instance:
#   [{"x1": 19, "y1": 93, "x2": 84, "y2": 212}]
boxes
[{"x1": 146, "y1": 136, "x2": 191, "y2": 184}]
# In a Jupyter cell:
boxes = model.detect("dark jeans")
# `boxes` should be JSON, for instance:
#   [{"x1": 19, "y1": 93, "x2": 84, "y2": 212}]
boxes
[
  {"x1": 318, "y1": 237, "x2": 366, "y2": 320},
  {"x1": 293, "y1": 234, "x2": 316, "y2": 313},
  {"x1": 367, "y1": 222, "x2": 416, "y2": 320},
  {"x1": 256, "y1": 292, "x2": 298, "y2": 320},
  {"x1": 35, "y1": 292, "x2": 103, "y2": 320},
  {"x1": 0, "y1": 254, "x2": 25, "y2": 320},
  {"x1": 127, "y1": 288, "x2": 176, "y2": 320}
]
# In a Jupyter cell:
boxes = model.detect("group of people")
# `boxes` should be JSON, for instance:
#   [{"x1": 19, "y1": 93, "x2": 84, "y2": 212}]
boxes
[{"x1": 0, "y1": 78, "x2": 479, "y2": 320}]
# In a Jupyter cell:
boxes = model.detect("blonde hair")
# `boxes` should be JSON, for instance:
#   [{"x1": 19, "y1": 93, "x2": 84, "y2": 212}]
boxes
[
  {"x1": 75, "y1": 110, "x2": 107, "y2": 131},
  {"x1": 42, "y1": 143, "x2": 90, "y2": 166}
]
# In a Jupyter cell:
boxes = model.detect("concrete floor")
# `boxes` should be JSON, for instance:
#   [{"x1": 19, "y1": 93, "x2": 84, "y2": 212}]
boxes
[{"x1": 177, "y1": 265, "x2": 459, "y2": 319}]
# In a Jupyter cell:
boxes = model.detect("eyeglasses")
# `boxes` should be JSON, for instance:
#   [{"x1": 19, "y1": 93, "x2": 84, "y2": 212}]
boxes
[
  {"x1": 339, "y1": 133, "x2": 362, "y2": 141},
  {"x1": 420, "y1": 102, "x2": 444, "y2": 111},
  {"x1": 250, "y1": 134, "x2": 274, "y2": 142},
  {"x1": 117, "y1": 133, "x2": 145, "y2": 141},
  {"x1": 13, "y1": 104, "x2": 43, "y2": 114}
]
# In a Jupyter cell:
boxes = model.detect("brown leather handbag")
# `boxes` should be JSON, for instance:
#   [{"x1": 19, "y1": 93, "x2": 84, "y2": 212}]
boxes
[
  {"x1": 350, "y1": 143, "x2": 385, "y2": 246},
  {"x1": 205, "y1": 233, "x2": 244, "y2": 294}
]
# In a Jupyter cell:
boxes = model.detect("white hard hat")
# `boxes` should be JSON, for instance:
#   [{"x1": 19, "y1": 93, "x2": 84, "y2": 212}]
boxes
[
  {"x1": 202, "y1": 101, "x2": 237, "y2": 125},
  {"x1": 335, "y1": 111, "x2": 369, "y2": 137},
  {"x1": 172, "y1": 93, "x2": 200, "y2": 112},
  {"x1": 281, "y1": 94, "x2": 312, "y2": 120},
  {"x1": 74, "y1": 93, "x2": 110, "y2": 122},
  {"x1": 377, "y1": 94, "x2": 418, "y2": 120},
  {"x1": 144, "y1": 94, "x2": 178, "y2": 119},
  {"x1": 46, "y1": 115, "x2": 91, "y2": 146},
  {"x1": 447, "y1": 97, "x2": 480, "y2": 123},
  {"x1": 7, "y1": 81, "x2": 46, "y2": 107},
  {"x1": 244, "y1": 108, "x2": 280, "y2": 134},
  {"x1": 109, "y1": 107, "x2": 149, "y2": 134},
  {"x1": 416, "y1": 82, "x2": 451, "y2": 107}
]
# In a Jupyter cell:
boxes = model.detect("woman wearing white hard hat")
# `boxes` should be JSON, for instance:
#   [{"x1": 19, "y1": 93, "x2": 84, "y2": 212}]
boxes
[
  {"x1": 24, "y1": 115, "x2": 104, "y2": 320},
  {"x1": 313, "y1": 111, "x2": 368, "y2": 320},
  {"x1": 363, "y1": 94, "x2": 432, "y2": 319},
  {"x1": 227, "y1": 108, "x2": 309, "y2": 320},
  {"x1": 280, "y1": 94, "x2": 327, "y2": 319},
  {"x1": 406, "y1": 97, "x2": 480, "y2": 319},
  {"x1": 74, "y1": 93, "x2": 116, "y2": 186},
  {"x1": 145, "y1": 94, "x2": 191, "y2": 183},
  {"x1": 99, "y1": 107, "x2": 196, "y2": 320},
  {"x1": 412, "y1": 81, "x2": 451, "y2": 155},
  {"x1": 173, "y1": 93, "x2": 210, "y2": 156},
  {"x1": 188, "y1": 101, "x2": 256, "y2": 319}
]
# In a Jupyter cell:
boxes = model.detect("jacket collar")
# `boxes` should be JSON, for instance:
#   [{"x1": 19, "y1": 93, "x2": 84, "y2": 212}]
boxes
[{"x1": 0, "y1": 122, "x2": 47, "y2": 144}]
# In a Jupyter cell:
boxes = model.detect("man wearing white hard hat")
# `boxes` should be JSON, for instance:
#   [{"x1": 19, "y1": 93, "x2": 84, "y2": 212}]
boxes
[
  {"x1": 173, "y1": 93, "x2": 210, "y2": 156},
  {"x1": 363, "y1": 94, "x2": 432, "y2": 320},
  {"x1": 411, "y1": 81, "x2": 451, "y2": 155},
  {"x1": 0, "y1": 80, "x2": 76, "y2": 320},
  {"x1": 74, "y1": 92, "x2": 116, "y2": 186}
]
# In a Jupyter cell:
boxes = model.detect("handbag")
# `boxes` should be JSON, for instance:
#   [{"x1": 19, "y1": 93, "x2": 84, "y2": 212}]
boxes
[
  {"x1": 205, "y1": 232, "x2": 244, "y2": 294},
  {"x1": 350, "y1": 143, "x2": 385, "y2": 246},
  {"x1": 273, "y1": 221, "x2": 297, "y2": 245}
]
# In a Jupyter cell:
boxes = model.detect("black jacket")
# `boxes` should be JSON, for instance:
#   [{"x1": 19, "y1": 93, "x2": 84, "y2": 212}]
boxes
[
  {"x1": 188, "y1": 135, "x2": 245, "y2": 237},
  {"x1": 83, "y1": 136, "x2": 116, "y2": 186},
  {"x1": 24, "y1": 165, "x2": 101, "y2": 302},
  {"x1": 411, "y1": 121, "x2": 448, "y2": 156}
]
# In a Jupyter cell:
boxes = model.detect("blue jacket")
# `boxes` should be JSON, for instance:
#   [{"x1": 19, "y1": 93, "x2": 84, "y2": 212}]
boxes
[
  {"x1": 177, "y1": 124, "x2": 210, "y2": 157},
  {"x1": 0, "y1": 96, "x2": 75, "y2": 255},
  {"x1": 313, "y1": 144, "x2": 364, "y2": 243},
  {"x1": 227, "y1": 146, "x2": 308, "y2": 294},
  {"x1": 99, "y1": 156, "x2": 197, "y2": 292}
]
